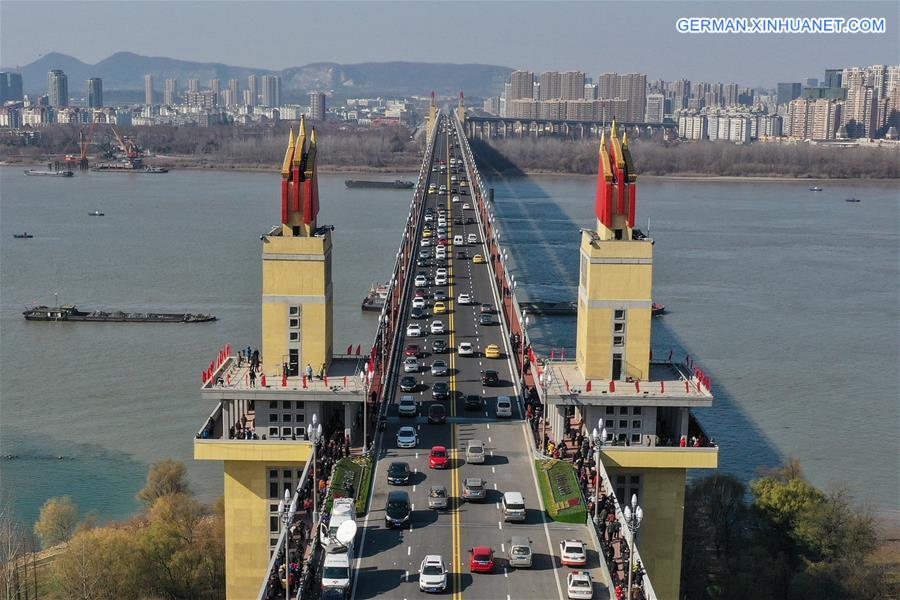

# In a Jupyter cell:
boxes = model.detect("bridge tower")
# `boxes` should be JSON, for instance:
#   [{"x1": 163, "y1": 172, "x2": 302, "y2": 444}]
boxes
[
  {"x1": 456, "y1": 90, "x2": 465, "y2": 126},
  {"x1": 426, "y1": 90, "x2": 438, "y2": 143}
]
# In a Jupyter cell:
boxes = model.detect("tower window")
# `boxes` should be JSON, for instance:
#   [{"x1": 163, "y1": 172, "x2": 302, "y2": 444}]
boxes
[
  {"x1": 289, "y1": 318, "x2": 300, "y2": 329},
  {"x1": 289, "y1": 306, "x2": 299, "y2": 315},
  {"x1": 614, "y1": 309, "x2": 625, "y2": 320},
  {"x1": 292, "y1": 226, "x2": 301, "y2": 236},
  {"x1": 613, "y1": 336, "x2": 624, "y2": 346},
  {"x1": 289, "y1": 332, "x2": 299, "y2": 342},
  {"x1": 614, "y1": 229, "x2": 623, "y2": 240},
  {"x1": 614, "y1": 323, "x2": 625, "y2": 333}
]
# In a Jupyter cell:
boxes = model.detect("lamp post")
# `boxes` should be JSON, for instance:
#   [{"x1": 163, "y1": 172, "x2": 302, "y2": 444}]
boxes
[
  {"x1": 307, "y1": 416, "x2": 323, "y2": 526},
  {"x1": 624, "y1": 494, "x2": 644, "y2": 600},
  {"x1": 591, "y1": 420, "x2": 606, "y2": 525},
  {"x1": 278, "y1": 487, "x2": 292, "y2": 597}
]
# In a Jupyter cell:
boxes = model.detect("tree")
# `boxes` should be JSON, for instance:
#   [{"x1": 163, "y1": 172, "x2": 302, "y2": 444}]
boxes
[
  {"x1": 137, "y1": 458, "x2": 190, "y2": 507},
  {"x1": 34, "y1": 496, "x2": 79, "y2": 548},
  {"x1": 52, "y1": 526, "x2": 141, "y2": 600}
]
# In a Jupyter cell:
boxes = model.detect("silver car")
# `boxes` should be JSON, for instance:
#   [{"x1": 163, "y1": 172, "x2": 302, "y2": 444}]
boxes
[
  {"x1": 428, "y1": 485, "x2": 448, "y2": 509},
  {"x1": 508, "y1": 536, "x2": 533, "y2": 568},
  {"x1": 462, "y1": 477, "x2": 486, "y2": 502},
  {"x1": 430, "y1": 360, "x2": 448, "y2": 376}
]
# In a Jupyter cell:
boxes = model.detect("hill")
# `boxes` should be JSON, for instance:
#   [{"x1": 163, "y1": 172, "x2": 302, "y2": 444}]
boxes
[{"x1": 8, "y1": 52, "x2": 512, "y2": 99}]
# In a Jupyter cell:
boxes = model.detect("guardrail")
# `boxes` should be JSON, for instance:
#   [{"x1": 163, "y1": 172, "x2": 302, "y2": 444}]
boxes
[{"x1": 451, "y1": 114, "x2": 657, "y2": 600}]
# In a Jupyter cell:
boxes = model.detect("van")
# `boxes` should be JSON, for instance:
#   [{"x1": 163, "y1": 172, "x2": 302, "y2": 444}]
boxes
[
  {"x1": 507, "y1": 536, "x2": 533, "y2": 568},
  {"x1": 502, "y1": 491, "x2": 526, "y2": 522},
  {"x1": 453, "y1": 234, "x2": 464, "y2": 246},
  {"x1": 496, "y1": 396, "x2": 512, "y2": 418},
  {"x1": 321, "y1": 498, "x2": 355, "y2": 552},
  {"x1": 321, "y1": 551, "x2": 352, "y2": 591},
  {"x1": 465, "y1": 439, "x2": 485, "y2": 464}
]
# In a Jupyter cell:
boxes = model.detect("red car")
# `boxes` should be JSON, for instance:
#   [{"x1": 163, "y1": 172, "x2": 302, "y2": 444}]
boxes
[
  {"x1": 469, "y1": 546, "x2": 494, "y2": 573},
  {"x1": 429, "y1": 446, "x2": 448, "y2": 469},
  {"x1": 404, "y1": 344, "x2": 420, "y2": 357}
]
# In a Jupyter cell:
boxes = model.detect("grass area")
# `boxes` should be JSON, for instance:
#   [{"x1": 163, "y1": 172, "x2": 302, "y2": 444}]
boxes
[
  {"x1": 534, "y1": 458, "x2": 587, "y2": 524},
  {"x1": 324, "y1": 455, "x2": 373, "y2": 517}
]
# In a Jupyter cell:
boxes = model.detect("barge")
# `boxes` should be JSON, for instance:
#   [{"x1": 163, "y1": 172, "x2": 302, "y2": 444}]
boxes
[
  {"x1": 345, "y1": 179, "x2": 414, "y2": 189},
  {"x1": 24, "y1": 304, "x2": 215, "y2": 323}
]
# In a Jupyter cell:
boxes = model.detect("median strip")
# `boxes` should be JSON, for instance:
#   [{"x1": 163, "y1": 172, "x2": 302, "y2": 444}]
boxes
[{"x1": 534, "y1": 457, "x2": 588, "y2": 524}]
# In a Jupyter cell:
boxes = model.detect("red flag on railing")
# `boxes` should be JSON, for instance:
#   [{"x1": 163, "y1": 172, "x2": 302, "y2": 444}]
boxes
[
  {"x1": 302, "y1": 375, "x2": 308, "y2": 389},
  {"x1": 343, "y1": 376, "x2": 347, "y2": 387},
  {"x1": 660, "y1": 381, "x2": 665, "y2": 393},
  {"x1": 684, "y1": 380, "x2": 690, "y2": 393},
  {"x1": 586, "y1": 380, "x2": 592, "y2": 392},
  {"x1": 356, "y1": 345, "x2": 361, "y2": 355},
  {"x1": 609, "y1": 380, "x2": 616, "y2": 393},
  {"x1": 282, "y1": 372, "x2": 287, "y2": 387},
  {"x1": 260, "y1": 374, "x2": 265, "y2": 387},
  {"x1": 550, "y1": 349, "x2": 556, "y2": 360},
  {"x1": 635, "y1": 380, "x2": 640, "y2": 393},
  {"x1": 565, "y1": 380, "x2": 570, "y2": 392},
  {"x1": 347, "y1": 344, "x2": 352, "y2": 355},
  {"x1": 226, "y1": 374, "x2": 231, "y2": 386},
  {"x1": 324, "y1": 375, "x2": 328, "y2": 386}
]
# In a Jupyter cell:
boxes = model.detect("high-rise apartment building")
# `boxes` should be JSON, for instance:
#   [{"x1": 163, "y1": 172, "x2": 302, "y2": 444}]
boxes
[
  {"x1": 144, "y1": 74, "x2": 154, "y2": 105},
  {"x1": 508, "y1": 70, "x2": 534, "y2": 101},
  {"x1": 539, "y1": 71, "x2": 561, "y2": 101},
  {"x1": 811, "y1": 99, "x2": 841, "y2": 140},
  {"x1": 1, "y1": 72, "x2": 24, "y2": 103},
  {"x1": 164, "y1": 79, "x2": 178, "y2": 105},
  {"x1": 86, "y1": 78, "x2": 103, "y2": 108},
  {"x1": 561, "y1": 71, "x2": 586, "y2": 100},
  {"x1": 823, "y1": 69, "x2": 843, "y2": 89},
  {"x1": 188, "y1": 78, "x2": 200, "y2": 93},
  {"x1": 261, "y1": 75, "x2": 281, "y2": 108},
  {"x1": 842, "y1": 84, "x2": 879, "y2": 138},
  {"x1": 309, "y1": 91, "x2": 326, "y2": 120},
  {"x1": 584, "y1": 83, "x2": 597, "y2": 100},
  {"x1": 243, "y1": 89, "x2": 254, "y2": 106},
  {"x1": 227, "y1": 79, "x2": 240, "y2": 106},
  {"x1": 597, "y1": 73, "x2": 646, "y2": 121},
  {"x1": 723, "y1": 82, "x2": 739, "y2": 106},
  {"x1": 598, "y1": 73, "x2": 619, "y2": 100},
  {"x1": 645, "y1": 92, "x2": 665, "y2": 123},
  {"x1": 210, "y1": 79, "x2": 221, "y2": 105},
  {"x1": 48, "y1": 69, "x2": 68, "y2": 107},
  {"x1": 247, "y1": 75, "x2": 259, "y2": 107}
]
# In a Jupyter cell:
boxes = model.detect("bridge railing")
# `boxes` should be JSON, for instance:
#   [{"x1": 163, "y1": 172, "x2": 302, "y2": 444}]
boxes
[{"x1": 452, "y1": 113, "x2": 657, "y2": 600}]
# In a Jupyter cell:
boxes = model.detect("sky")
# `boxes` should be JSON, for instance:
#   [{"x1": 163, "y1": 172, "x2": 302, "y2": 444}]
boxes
[{"x1": 2, "y1": 1, "x2": 898, "y2": 87}]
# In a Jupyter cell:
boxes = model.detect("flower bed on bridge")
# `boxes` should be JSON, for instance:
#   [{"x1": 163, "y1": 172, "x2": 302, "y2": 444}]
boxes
[
  {"x1": 535, "y1": 458, "x2": 587, "y2": 524},
  {"x1": 325, "y1": 455, "x2": 374, "y2": 517}
]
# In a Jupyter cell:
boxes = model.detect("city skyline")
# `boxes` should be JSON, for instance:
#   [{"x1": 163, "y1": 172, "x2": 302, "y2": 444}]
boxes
[{"x1": 2, "y1": 1, "x2": 897, "y2": 86}]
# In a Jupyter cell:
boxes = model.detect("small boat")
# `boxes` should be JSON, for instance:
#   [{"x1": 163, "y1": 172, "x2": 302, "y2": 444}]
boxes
[
  {"x1": 144, "y1": 166, "x2": 169, "y2": 173},
  {"x1": 652, "y1": 303, "x2": 666, "y2": 316},
  {"x1": 89, "y1": 211, "x2": 105, "y2": 216},
  {"x1": 845, "y1": 198, "x2": 860, "y2": 203},
  {"x1": 24, "y1": 169, "x2": 73, "y2": 177},
  {"x1": 13, "y1": 233, "x2": 34, "y2": 239},
  {"x1": 361, "y1": 282, "x2": 390, "y2": 311},
  {"x1": 808, "y1": 186, "x2": 823, "y2": 192}
]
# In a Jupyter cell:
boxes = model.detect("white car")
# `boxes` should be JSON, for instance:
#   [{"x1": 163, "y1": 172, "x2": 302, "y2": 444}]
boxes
[
  {"x1": 424, "y1": 213, "x2": 434, "y2": 222},
  {"x1": 452, "y1": 195, "x2": 461, "y2": 203},
  {"x1": 396, "y1": 426, "x2": 418, "y2": 449},
  {"x1": 398, "y1": 395, "x2": 417, "y2": 417},
  {"x1": 420, "y1": 238, "x2": 432, "y2": 247},
  {"x1": 430, "y1": 321, "x2": 445, "y2": 334},
  {"x1": 321, "y1": 552, "x2": 351, "y2": 592},
  {"x1": 462, "y1": 203, "x2": 471, "y2": 210},
  {"x1": 403, "y1": 356, "x2": 419, "y2": 373},
  {"x1": 435, "y1": 248, "x2": 447, "y2": 260},
  {"x1": 419, "y1": 555, "x2": 448, "y2": 593},
  {"x1": 566, "y1": 571, "x2": 594, "y2": 599},
  {"x1": 458, "y1": 342, "x2": 474, "y2": 356},
  {"x1": 406, "y1": 323, "x2": 422, "y2": 337},
  {"x1": 414, "y1": 274, "x2": 428, "y2": 287},
  {"x1": 467, "y1": 233, "x2": 478, "y2": 244},
  {"x1": 496, "y1": 395, "x2": 513, "y2": 418},
  {"x1": 457, "y1": 293, "x2": 471, "y2": 305},
  {"x1": 412, "y1": 297, "x2": 426, "y2": 309},
  {"x1": 453, "y1": 235, "x2": 464, "y2": 246},
  {"x1": 559, "y1": 539, "x2": 587, "y2": 566},
  {"x1": 435, "y1": 267, "x2": 448, "y2": 277},
  {"x1": 435, "y1": 273, "x2": 448, "y2": 286}
]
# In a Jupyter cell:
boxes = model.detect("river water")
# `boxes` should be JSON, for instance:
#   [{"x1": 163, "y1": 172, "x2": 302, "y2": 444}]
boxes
[{"x1": 1, "y1": 166, "x2": 897, "y2": 525}]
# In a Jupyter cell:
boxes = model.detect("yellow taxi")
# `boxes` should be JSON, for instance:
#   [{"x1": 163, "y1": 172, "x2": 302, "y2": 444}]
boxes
[
  {"x1": 423, "y1": 229, "x2": 433, "y2": 238},
  {"x1": 472, "y1": 254, "x2": 486, "y2": 264},
  {"x1": 484, "y1": 344, "x2": 501, "y2": 359},
  {"x1": 433, "y1": 301, "x2": 447, "y2": 314},
  {"x1": 428, "y1": 184, "x2": 437, "y2": 194}
]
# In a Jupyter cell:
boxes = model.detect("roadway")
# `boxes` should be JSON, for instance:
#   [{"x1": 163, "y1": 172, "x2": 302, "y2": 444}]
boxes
[{"x1": 352, "y1": 117, "x2": 607, "y2": 600}]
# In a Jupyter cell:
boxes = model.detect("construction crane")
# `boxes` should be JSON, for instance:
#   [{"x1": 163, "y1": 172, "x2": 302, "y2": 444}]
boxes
[
  {"x1": 110, "y1": 126, "x2": 144, "y2": 168},
  {"x1": 63, "y1": 121, "x2": 100, "y2": 170}
]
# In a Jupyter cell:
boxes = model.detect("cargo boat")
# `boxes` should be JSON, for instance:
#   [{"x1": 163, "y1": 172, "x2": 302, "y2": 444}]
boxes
[
  {"x1": 520, "y1": 301, "x2": 666, "y2": 316},
  {"x1": 24, "y1": 169, "x2": 74, "y2": 177},
  {"x1": 24, "y1": 304, "x2": 215, "y2": 323},
  {"x1": 361, "y1": 283, "x2": 390, "y2": 311},
  {"x1": 345, "y1": 179, "x2": 414, "y2": 189},
  {"x1": 91, "y1": 162, "x2": 168, "y2": 173}
]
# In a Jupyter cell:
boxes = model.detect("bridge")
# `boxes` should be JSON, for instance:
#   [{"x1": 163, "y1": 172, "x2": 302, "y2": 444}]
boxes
[{"x1": 197, "y1": 99, "x2": 718, "y2": 600}]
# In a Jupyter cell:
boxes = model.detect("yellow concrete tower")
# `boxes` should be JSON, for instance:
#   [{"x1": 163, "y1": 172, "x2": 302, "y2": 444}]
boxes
[
  {"x1": 426, "y1": 90, "x2": 438, "y2": 143},
  {"x1": 575, "y1": 122, "x2": 653, "y2": 381},
  {"x1": 263, "y1": 116, "x2": 333, "y2": 377}
]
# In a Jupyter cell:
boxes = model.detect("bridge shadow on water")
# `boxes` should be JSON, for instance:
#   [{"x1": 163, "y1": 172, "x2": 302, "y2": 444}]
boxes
[{"x1": 469, "y1": 138, "x2": 783, "y2": 482}]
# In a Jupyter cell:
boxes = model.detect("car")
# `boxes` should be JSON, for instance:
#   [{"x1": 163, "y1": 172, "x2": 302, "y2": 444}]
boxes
[
  {"x1": 430, "y1": 360, "x2": 448, "y2": 376},
  {"x1": 435, "y1": 267, "x2": 447, "y2": 277},
  {"x1": 412, "y1": 297, "x2": 426, "y2": 309},
  {"x1": 414, "y1": 274, "x2": 428, "y2": 287},
  {"x1": 432, "y1": 339, "x2": 447, "y2": 353},
  {"x1": 399, "y1": 376, "x2": 417, "y2": 392},
  {"x1": 384, "y1": 490, "x2": 411, "y2": 528},
  {"x1": 321, "y1": 552, "x2": 351, "y2": 592},
  {"x1": 403, "y1": 356, "x2": 419, "y2": 373},
  {"x1": 466, "y1": 216, "x2": 475, "y2": 224},
  {"x1": 427, "y1": 403, "x2": 446, "y2": 424},
  {"x1": 420, "y1": 238, "x2": 431, "y2": 247},
  {"x1": 463, "y1": 477, "x2": 487, "y2": 501},
  {"x1": 454, "y1": 217, "x2": 463, "y2": 225},
  {"x1": 481, "y1": 370, "x2": 499, "y2": 386},
  {"x1": 458, "y1": 342, "x2": 474, "y2": 356},
  {"x1": 479, "y1": 313, "x2": 493, "y2": 325},
  {"x1": 430, "y1": 320, "x2": 445, "y2": 334},
  {"x1": 434, "y1": 290, "x2": 447, "y2": 301},
  {"x1": 460, "y1": 188, "x2": 468, "y2": 195},
  {"x1": 451, "y1": 175, "x2": 458, "y2": 183},
  {"x1": 424, "y1": 213, "x2": 434, "y2": 222},
  {"x1": 411, "y1": 307, "x2": 426, "y2": 320},
  {"x1": 428, "y1": 485, "x2": 448, "y2": 509},
  {"x1": 419, "y1": 249, "x2": 431, "y2": 260},
  {"x1": 434, "y1": 273, "x2": 447, "y2": 286},
  {"x1": 406, "y1": 323, "x2": 422, "y2": 337},
  {"x1": 321, "y1": 497, "x2": 356, "y2": 549},
  {"x1": 469, "y1": 546, "x2": 495, "y2": 574},
  {"x1": 419, "y1": 555, "x2": 448, "y2": 593},
  {"x1": 465, "y1": 440, "x2": 486, "y2": 465},
  {"x1": 437, "y1": 238, "x2": 449, "y2": 247},
  {"x1": 467, "y1": 233, "x2": 478, "y2": 244},
  {"x1": 472, "y1": 254, "x2": 485, "y2": 264},
  {"x1": 508, "y1": 536, "x2": 534, "y2": 568},
  {"x1": 428, "y1": 185, "x2": 437, "y2": 193},
  {"x1": 404, "y1": 344, "x2": 420, "y2": 357},
  {"x1": 484, "y1": 344, "x2": 501, "y2": 358},
  {"x1": 432, "y1": 381, "x2": 450, "y2": 401},
  {"x1": 496, "y1": 395, "x2": 513, "y2": 418},
  {"x1": 429, "y1": 445, "x2": 448, "y2": 469},
  {"x1": 452, "y1": 195, "x2": 461, "y2": 203},
  {"x1": 416, "y1": 258, "x2": 429, "y2": 268},
  {"x1": 559, "y1": 539, "x2": 587, "y2": 566},
  {"x1": 398, "y1": 395, "x2": 417, "y2": 417},
  {"x1": 320, "y1": 587, "x2": 347, "y2": 600},
  {"x1": 457, "y1": 293, "x2": 471, "y2": 304},
  {"x1": 456, "y1": 250, "x2": 468, "y2": 260},
  {"x1": 387, "y1": 461, "x2": 411, "y2": 485},
  {"x1": 414, "y1": 289, "x2": 427, "y2": 300},
  {"x1": 463, "y1": 203, "x2": 471, "y2": 210},
  {"x1": 567, "y1": 571, "x2": 594, "y2": 599},
  {"x1": 480, "y1": 303, "x2": 493, "y2": 313},
  {"x1": 464, "y1": 394, "x2": 482, "y2": 410},
  {"x1": 396, "y1": 426, "x2": 418, "y2": 448},
  {"x1": 453, "y1": 235, "x2": 464, "y2": 246},
  {"x1": 433, "y1": 301, "x2": 447, "y2": 314},
  {"x1": 439, "y1": 185, "x2": 447, "y2": 193},
  {"x1": 422, "y1": 229, "x2": 432, "y2": 239}
]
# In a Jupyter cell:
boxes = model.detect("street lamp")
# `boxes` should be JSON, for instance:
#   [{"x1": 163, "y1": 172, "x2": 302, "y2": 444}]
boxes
[
  {"x1": 277, "y1": 487, "x2": 292, "y2": 597},
  {"x1": 307, "y1": 416, "x2": 323, "y2": 526},
  {"x1": 591, "y1": 421, "x2": 606, "y2": 525},
  {"x1": 624, "y1": 494, "x2": 644, "y2": 600}
]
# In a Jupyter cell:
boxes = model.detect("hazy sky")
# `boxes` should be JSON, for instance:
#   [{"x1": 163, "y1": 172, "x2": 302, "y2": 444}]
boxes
[{"x1": 2, "y1": 1, "x2": 898, "y2": 87}]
